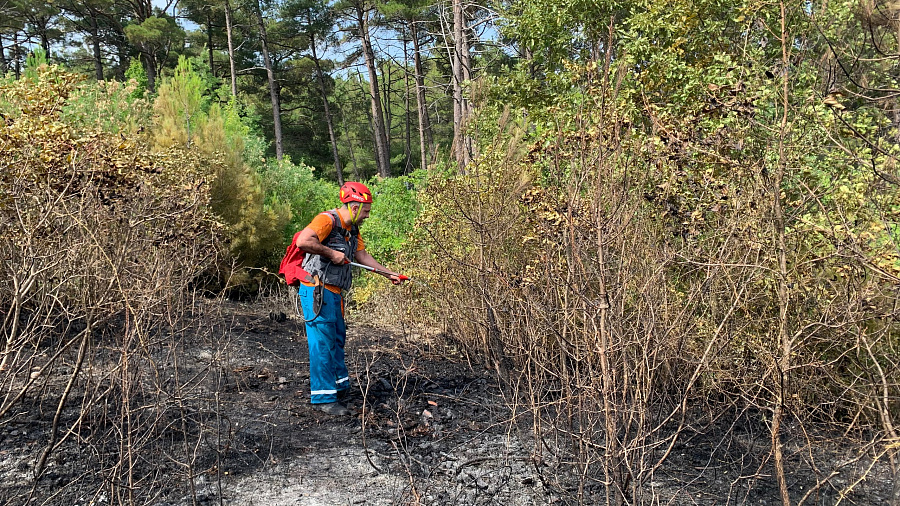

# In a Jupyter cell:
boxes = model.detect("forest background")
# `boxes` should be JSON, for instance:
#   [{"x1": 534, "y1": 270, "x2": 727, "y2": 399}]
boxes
[{"x1": 2, "y1": 0, "x2": 900, "y2": 504}]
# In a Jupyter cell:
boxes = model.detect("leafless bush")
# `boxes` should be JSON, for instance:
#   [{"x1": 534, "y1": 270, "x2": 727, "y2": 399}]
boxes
[
  {"x1": 0, "y1": 67, "x2": 233, "y2": 505},
  {"x1": 399, "y1": 53, "x2": 900, "y2": 506}
]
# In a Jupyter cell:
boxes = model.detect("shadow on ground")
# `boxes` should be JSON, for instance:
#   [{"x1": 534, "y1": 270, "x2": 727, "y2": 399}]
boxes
[{"x1": 0, "y1": 297, "x2": 892, "y2": 505}]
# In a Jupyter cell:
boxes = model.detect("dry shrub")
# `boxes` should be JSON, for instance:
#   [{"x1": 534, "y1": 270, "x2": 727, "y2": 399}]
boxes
[
  {"x1": 0, "y1": 66, "x2": 226, "y2": 503},
  {"x1": 399, "y1": 64, "x2": 900, "y2": 504}
]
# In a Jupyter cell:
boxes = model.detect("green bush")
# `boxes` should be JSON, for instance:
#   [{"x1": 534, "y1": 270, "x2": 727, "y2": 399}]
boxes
[
  {"x1": 362, "y1": 172, "x2": 424, "y2": 264},
  {"x1": 260, "y1": 158, "x2": 338, "y2": 243},
  {"x1": 151, "y1": 56, "x2": 290, "y2": 275}
]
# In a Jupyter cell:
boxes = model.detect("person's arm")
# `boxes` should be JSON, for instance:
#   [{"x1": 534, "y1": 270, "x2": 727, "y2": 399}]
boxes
[
  {"x1": 353, "y1": 249, "x2": 405, "y2": 284},
  {"x1": 296, "y1": 227, "x2": 347, "y2": 265}
]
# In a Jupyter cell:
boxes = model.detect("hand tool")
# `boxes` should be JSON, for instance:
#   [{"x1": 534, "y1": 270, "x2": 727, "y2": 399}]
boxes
[{"x1": 349, "y1": 262, "x2": 409, "y2": 281}]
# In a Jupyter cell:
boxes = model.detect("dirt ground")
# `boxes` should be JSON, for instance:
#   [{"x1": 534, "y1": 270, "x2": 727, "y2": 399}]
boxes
[
  {"x1": 0, "y1": 298, "x2": 549, "y2": 506},
  {"x1": 199, "y1": 300, "x2": 548, "y2": 506},
  {"x1": 0, "y1": 297, "x2": 894, "y2": 505}
]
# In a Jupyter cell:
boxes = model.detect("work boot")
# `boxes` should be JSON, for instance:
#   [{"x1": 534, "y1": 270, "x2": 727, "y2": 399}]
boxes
[
  {"x1": 313, "y1": 402, "x2": 350, "y2": 416},
  {"x1": 337, "y1": 388, "x2": 351, "y2": 401}
]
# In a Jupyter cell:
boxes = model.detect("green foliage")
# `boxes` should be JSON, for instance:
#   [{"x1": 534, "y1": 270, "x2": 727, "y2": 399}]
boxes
[
  {"x1": 24, "y1": 47, "x2": 48, "y2": 79},
  {"x1": 153, "y1": 56, "x2": 209, "y2": 148},
  {"x1": 363, "y1": 172, "x2": 424, "y2": 263},
  {"x1": 61, "y1": 79, "x2": 151, "y2": 134},
  {"x1": 332, "y1": 76, "x2": 378, "y2": 179},
  {"x1": 260, "y1": 158, "x2": 338, "y2": 241},
  {"x1": 125, "y1": 58, "x2": 149, "y2": 97},
  {"x1": 125, "y1": 16, "x2": 186, "y2": 59},
  {"x1": 151, "y1": 55, "x2": 289, "y2": 272},
  {"x1": 349, "y1": 172, "x2": 423, "y2": 303}
]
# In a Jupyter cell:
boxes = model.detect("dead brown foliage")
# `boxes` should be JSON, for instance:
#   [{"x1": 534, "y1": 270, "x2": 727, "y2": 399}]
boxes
[
  {"x1": 397, "y1": 62, "x2": 900, "y2": 505},
  {"x1": 0, "y1": 66, "x2": 228, "y2": 504}
]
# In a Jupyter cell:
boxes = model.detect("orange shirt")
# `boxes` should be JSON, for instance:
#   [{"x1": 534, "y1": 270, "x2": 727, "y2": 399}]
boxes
[
  {"x1": 300, "y1": 210, "x2": 365, "y2": 294},
  {"x1": 304, "y1": 211, "x2": 366, "y2": 251}
]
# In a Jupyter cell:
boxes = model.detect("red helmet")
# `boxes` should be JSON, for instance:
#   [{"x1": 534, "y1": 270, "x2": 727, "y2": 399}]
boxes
[{"x1": 340, "y1": 182, "x2": 373, "y2": 204}]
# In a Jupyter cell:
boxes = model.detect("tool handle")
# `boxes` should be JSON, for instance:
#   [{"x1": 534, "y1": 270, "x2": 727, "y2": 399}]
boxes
[{"x1": 349, "y1": 262, "x2": 408, "y2": 281}]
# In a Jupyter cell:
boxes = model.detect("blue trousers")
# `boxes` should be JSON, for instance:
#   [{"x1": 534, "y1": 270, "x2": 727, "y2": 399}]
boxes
[{"x1": 299, "y1": 284, "x2": 349, "y2": 404}]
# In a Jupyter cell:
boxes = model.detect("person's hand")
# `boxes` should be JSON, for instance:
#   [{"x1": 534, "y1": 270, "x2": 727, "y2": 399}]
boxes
[
  {"x1": 330, "y1": 250, "x2": 349, "y2": 265},
  {"x1": 388, "y1": 273, "x2": 407, "y2": 285}
]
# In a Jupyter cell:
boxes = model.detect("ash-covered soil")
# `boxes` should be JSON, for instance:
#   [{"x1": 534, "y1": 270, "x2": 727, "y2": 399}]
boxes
[
  {"x1": 0, "y1": 297, "x2": 894, "y2": 505},
  {"x1": 0, "y1": 298, "x2": 548, "y2": 506},
  {"x1": 194, "y1": 301, "x2": 548, "y2": 506}
]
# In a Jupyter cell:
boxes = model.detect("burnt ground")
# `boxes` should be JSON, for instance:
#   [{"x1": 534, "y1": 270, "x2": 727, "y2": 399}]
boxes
[
  {"x1": 200, "y1": 300, "x2": 547, "y2": 506},
  {"x1": 0, "y1": 296, "x2": 895, "y2": 505},
  {"x1": 0, "y1": 297, "x2": 547, "y2": 506}
]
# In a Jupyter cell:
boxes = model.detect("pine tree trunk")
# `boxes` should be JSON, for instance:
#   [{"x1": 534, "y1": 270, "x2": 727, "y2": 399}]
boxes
[
  {"x1": 451, "y1": 0, "x2": 472, "y2": 170},
  {"x1": 131, "y1": 0, "x2": 155, "y2": 88},
  {"x1": 311, "y1": 39, "x2": 343, "y2": 184},
  {"x1": 340, "y1": 104, "x2": 361, "y2": 181},
  {"x1": 254, "y1": 0, "x2": 284, "y2": 161},
  {"x1": 0, "y1": 36, "x2": 6, "y2": 75},
  {"x1": 116, "y1": 44, "x2": 127, "y2": 80},
  {"x1": 224, "y1": 0, "x2": 238, "y2": 97},
  {"x1": 357, "y1": 5, "x2": 391, "y2": 177},
  {"x1": 403, "y1": 37, "x2": 412, "y2": 173},
  {"x1": 144, "y1": 52, "x2": 158, "y2": 92},
  {"x1": 358, "y1": 70, "x2": 378, "y2": 177},
  {"x1": 40, "y1": 30, "x2": 50, "y2": 58},
  {"x1": 89, "y1": 11, "x2": 104, "y2": 80},
  {"x1": 382, "y1": 60, "x2": 392, "y2": 156},
  {"x1": 13, "y1": 32, "x2": 20, "y2": 79},
  {"x1": 410, "y1": 20, "x2": 433, "y2": 170},
  {"x1": 207, "y1": 9, "x2": 215, "y2": 76},
  {"x1": 338, "y1": 105, "x2": 360, "y2": 181}
]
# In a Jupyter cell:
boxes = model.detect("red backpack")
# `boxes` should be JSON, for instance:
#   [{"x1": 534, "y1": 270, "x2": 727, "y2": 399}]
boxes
[{"x1": 278, "y1": 211, "x2": 342, "y2": 286}]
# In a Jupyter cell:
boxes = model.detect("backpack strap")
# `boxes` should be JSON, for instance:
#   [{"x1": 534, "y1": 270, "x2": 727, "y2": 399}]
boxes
[{"x1": 325, "y1": 209, "x2": 358, "y2": 240}]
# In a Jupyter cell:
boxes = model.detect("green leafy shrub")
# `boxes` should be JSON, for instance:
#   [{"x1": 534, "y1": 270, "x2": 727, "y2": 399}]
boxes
[
  {"x1": 346, "y1": 173, "x2": 424, "y2": 304},
  {"x1": 151, "y1": 56, "x2": 289, "y2": 275},
  {"x1": 124, "y1": 58, "x2": 149, "y2": 97},
  {"x1": 363, "y1": 172, "x2": 424, "y2": 263},
  {"x1": 260, "y1": 157, "x2": 338, "y2": 244},
  {"x1": 62, "y1": 78, "x2": 151, "y2": 134}
]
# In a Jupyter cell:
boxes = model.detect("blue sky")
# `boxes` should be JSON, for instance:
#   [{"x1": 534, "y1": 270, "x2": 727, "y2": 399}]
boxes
[{"x1": 155, "y1": 0, "x2": 199, "y2": 30}]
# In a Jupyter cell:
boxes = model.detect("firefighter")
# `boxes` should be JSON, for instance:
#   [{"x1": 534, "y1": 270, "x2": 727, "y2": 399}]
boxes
[{"x1": 294, "y1": 182, "x2": 405, "y2": 415}]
